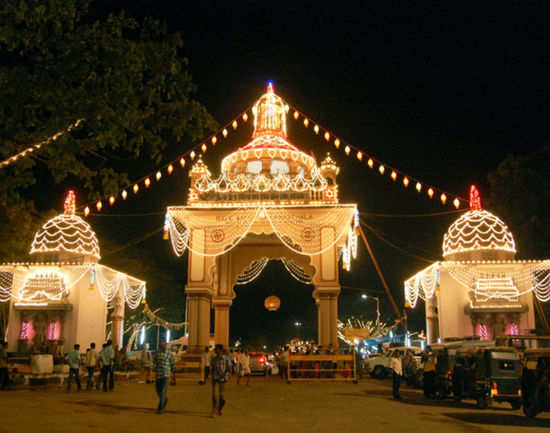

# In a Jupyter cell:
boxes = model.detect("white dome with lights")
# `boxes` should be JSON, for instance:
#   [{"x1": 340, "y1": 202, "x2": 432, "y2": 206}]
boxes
[
  {"x1": 443, "y1": 186, "x2": 516, "y2": 261},
  {"x1": 30, "y1": 191, "x2": 100, "y2": 261}
]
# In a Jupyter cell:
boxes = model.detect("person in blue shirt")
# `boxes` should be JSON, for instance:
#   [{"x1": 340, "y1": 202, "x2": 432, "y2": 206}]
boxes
[
  {"x1": 66, "y1": 344, "x2": 82, "y2": 392},
  {"x1": 153, "y1": 342, "x2": 175, "y2": 414},
  {"x1": 99, "y1": 341, "x2": 115, "y2": 392}
]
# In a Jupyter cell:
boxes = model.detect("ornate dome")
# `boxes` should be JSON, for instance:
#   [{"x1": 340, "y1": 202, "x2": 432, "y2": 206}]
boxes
[
  {"x1": 221, "y1": 83, "x2": 316, "y2": 176},
  {"x1": 443, "y1": 186, "x2": 516, "y2": 261},
  {"x1": 30, "y1": 191, "x2": 100, "y2": 261}
]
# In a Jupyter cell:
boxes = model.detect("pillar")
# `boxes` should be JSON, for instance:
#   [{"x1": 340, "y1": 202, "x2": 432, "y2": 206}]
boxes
[
  {"x1": 186, "y1": 291, "x2": 211, "y2": 352},
  {"x1": 316, "y1": 289, "x2": 339, "y2": 347},
  {"x1": 111, "y1": 288, "x2": 125, "y2": 350},
  {"x1": 213, "y1": 299, "x2": 231, "y2": 347}
]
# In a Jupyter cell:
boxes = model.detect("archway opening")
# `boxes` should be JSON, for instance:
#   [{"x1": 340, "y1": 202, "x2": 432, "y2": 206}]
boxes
[{"x1": 230, "y1": 260, "x2": 315, "y2": 349}]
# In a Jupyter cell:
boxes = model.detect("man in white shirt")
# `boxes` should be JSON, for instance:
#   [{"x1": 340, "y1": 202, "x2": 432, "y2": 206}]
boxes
[
  {"x1": 390, "y1": 351, "x2": 403, "y2": 400},
  {"x1": 85, "y1": 342, "x2": 98, "y2": 390}
]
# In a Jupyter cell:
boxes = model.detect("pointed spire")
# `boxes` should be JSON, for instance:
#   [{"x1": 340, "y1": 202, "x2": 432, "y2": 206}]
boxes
[
  {"x1": 469, "y1": 185, "x2": 482, "y2": 210},
  {"x1": 252, "y1": 81, "x2": 287, "y2": 138},
  {"x1": 64, "y1": 190, "x2": 76, "y2": 215}
]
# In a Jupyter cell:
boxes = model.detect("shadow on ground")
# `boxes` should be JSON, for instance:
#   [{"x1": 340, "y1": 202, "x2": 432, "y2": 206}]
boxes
[
  {"x1": 443, "y1": 412, "x2": 550, "y2": 428},
  {"x1": 70, "y1": 400, "x2": 210, "y2": 418}
]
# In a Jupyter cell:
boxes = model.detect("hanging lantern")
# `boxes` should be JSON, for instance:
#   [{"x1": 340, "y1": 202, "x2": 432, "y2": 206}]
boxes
[
  {"x1": 133, "y1": 184, "x2": 139, "y2": 194},
  {"x1": 84, "y1": 206, "x2": 90, "y2": 217},
  {"x1": 324, "y1": 132, "x2": 330, "y2": 141},
  {"x1": 314, "y1": 125, "x2": 320, "y2": 134},
  {"x1": 156, "y1": 171, "x2": 162, "y2": 181},
  {"x1": 416, "y1": 182, "x2": 422, "y2": 192},
  {"x1": 243, "y1": 113, "x2": 248, "y2": 122},
  {"x1": 144, "y1": 178, "x2": 151, "y2": 188},
  {"x1": 180, "y1": 157, "x2": 186, "y2": 168},
  {"x1": 344, "y1": 146, "x2": 351, "y2": 155},
  {"x1": 211, "y1": 136, "x2": 217, "y2": 146},
  {"x1": 108, "y1": 195, "x2": 115, "y2": 206},
  {"x1": 96, "y1": 200, "x2": 102, "y2": 212},
  {"x1": 232, "y1": 120, "x2": 238, "y2": 130},
  {"x1": 453, "y1": 198, "x2": 460, "y2": 209},
  {"x1": 403, "y1": 177, "x2": 410, "y2": 187},
  {"x1": 303, "y1": 118, "x2": 309, "y2": 128},
  {"x1": 264, "y1": 296, "x2": 281, "y2": 312},
  {"x1": 294, "y1": 110, "x2": 299, "y2": 120},
  {"x1": 378, "y1": 164, "x2": 385, "y2": 175},
  {"x1": 428, "y1": 187, "x2": 434, "y2": 198},
  {"x1": 190, "y1": 151, "x2": 196, "y2": 160},
  {"x1": 122, "y1": 190, "x2": 128, "y2": 200},
  {"x1": 440, "y1": 193, "x2": 447, "y2": 205},
  {"x1": 167, "y1": 164, "x2": 174, "y2": 175},
  {"x1": 367, "y1": 158, "x2": 374, "y2": 168},
  {"x1": 334, "y1": 138, "x2": 340, "y2": 149},
  {"x1": 391, "y1": 171, "x2": 397, "y2": 181},
  {"x1": 202, "y1": 143, "x2": 208, "y2": 152},
  {"x1": 356, "y1": 151, "x2": 363, "y2": 161},
  {"x1": 222, "y1": 128, "x2": 228, "y2": 138}
]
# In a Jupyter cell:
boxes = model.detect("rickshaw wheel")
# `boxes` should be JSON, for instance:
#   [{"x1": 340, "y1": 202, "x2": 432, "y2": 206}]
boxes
[
  {"x1": 523, "y1": 402, "x2": 538, "y2": 418},
  {"x1": 476, "y1": 396, "x2": 489, "y2": 409},
  {"x1": 510, "y1": 400, "x2": 521, "y2": 410}
]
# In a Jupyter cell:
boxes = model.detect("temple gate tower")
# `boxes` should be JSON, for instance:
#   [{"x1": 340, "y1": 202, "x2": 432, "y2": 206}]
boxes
[{"x1": 165, "y1": 84, "x2": 358, "y2": 351}]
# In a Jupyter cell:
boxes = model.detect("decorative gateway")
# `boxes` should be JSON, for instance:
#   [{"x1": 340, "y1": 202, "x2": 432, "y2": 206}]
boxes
[
  {"x1": 165, "y1": 83, "x2": 359, "y2": 269},
  {"x1": 404, "y1": 185, "x2": 550, "y2": 344}
]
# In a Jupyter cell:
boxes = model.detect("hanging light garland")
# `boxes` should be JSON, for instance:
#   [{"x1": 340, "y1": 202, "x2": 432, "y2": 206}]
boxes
[
  {"x1": 0, "y1": 119, "x2": 85, "y2": 169},
  {"x1": 77, "y1": 106, "x2": 253, "y2": 216},
  {"x1": 288, "y1": 104, "x2": 466, "y2": 208}
]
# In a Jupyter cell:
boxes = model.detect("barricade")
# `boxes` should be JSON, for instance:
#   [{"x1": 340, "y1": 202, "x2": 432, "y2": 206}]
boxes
[
  {"x1": 173, "y1": 353, "x2": 205, "y2": 383},
  {"x1": 287, "y1": 350, "x2": 358, "y2": 383}
]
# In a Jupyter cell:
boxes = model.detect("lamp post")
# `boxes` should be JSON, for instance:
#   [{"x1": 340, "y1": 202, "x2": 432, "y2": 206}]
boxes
[
  {"x1": 294, "y1": 321, "x2": 302, "y2": 339},
  {"x1": 361, "y1": 294, "x2": 380, "y2": 323}
]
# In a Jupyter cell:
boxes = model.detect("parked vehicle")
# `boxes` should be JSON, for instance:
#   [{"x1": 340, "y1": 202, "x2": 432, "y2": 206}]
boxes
[
  {"x1": 249, "y1": 352, "x2": 271, "y2": 375},
  {"x1": 366, "y1": 346, "x2": 422, "y2": 379},
  {"x1": 452, "y1": 347, "x2": 522, "y2": 409},
  {"x1": 429, "y1": 339, "x2": 495, "y2": 399},
  {"x1": 521, "y1": 348, "x2": 550, "y2": 418}
]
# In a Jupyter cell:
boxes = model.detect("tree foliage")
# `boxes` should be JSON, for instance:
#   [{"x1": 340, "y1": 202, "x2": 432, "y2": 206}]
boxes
[
  {"x1": 0, "y1": 0, "x2": 216, "y2": 204},
  {"x1": 486, "y1": 145, "x2": 550, "y2": 258}
]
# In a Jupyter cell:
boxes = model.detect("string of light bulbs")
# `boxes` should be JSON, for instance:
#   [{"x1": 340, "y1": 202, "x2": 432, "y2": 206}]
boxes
[
  {"x1": 288, "y1": 104, "x2": 467, "y2": 209},
  {"x1": 0, "y1": 119, "x2": 85, "y2": 169},
  {"x1": 78, "y1": 106, "x2": 253, "y2": 216}
]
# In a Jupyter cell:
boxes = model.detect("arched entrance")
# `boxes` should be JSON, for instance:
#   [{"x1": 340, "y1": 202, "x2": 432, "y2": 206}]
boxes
[{"x1": 165, "y1": 84, "x2": 358, "y2": 352}]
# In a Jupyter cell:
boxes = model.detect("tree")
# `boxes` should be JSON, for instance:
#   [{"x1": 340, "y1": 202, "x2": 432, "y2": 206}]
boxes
[
  {"x1": 0, "y1": 0, "x2": 216, "y2": 205},
  {"x1": 486, "y1": 145, "x2": 550, "y2": 259}
]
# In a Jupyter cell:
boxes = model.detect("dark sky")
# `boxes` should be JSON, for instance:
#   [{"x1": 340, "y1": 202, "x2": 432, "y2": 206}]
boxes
[{"x1": 57, "y1": 2, "x2": 550, "y2": 346}]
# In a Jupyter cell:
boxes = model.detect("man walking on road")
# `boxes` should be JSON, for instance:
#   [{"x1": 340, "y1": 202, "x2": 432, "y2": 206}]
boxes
[
  {"x1": 66, "y1": 344, "x2": 82, "y2": 392},
  {"x1": 210, "y1": 344, "x2": 231, "y2": 417},
  {"x1": 153, "y1": 341, "x2": 175, "y2": 414}
]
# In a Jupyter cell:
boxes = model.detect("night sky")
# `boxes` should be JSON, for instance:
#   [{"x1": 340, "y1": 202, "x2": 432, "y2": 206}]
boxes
[{"x1": 31, "y1": 2, "x2": 550, "y2": 347}]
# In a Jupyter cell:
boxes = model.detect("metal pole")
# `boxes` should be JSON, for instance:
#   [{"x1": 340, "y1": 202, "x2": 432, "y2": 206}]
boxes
[{"x1": 156, "y1": 325, "x2": 160, "y2": 350}]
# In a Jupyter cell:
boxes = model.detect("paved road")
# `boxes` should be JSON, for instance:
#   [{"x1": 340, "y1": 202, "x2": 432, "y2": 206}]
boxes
[{"x1": 2, "y1": 376, "x2": 550, "y2": 433}]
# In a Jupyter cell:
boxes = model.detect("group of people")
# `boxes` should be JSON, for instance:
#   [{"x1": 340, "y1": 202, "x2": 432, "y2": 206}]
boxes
[
  {"x1": 65, "y1": 340, "x2": 117, "y2": 392},
  {"x1": 388, "y1": 349, "x2": 437, "y2": 400}
]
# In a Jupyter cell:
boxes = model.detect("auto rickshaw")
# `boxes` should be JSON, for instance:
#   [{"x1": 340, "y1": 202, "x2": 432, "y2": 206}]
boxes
[
  {"x1": 521, "y1": 348, "x2": 550, "y2": 418},
  {"x1": 453, "y1": 347, "x2": 522, "y2": 409}
]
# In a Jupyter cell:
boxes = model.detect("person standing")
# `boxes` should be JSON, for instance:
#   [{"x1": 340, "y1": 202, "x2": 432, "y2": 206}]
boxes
[
  {"x1": 423, "y1": 353, "x2": 437, "y2": 399},
  {"x1": 153, "y1": 341, "x2": 175, "y2": 414},
  {"x1": 0, "y1": 341, "x2": 9, "y2": 390},
  {"x1": 210, "y1": 344, "x2": 231, "y2": 417},
  {"x1": 66, "y1": 344, "x2": 82, "y2": 392},
  {"x1": 141, "y1": 343, "x2": 153, "y2": 384},
  {"x1": 390, "y1": 350, "x2": 403, "y2": 400},
  {"x1": 85, "y1": 342, "x2": 98, "y2": 390},
  {"x1": 279, "y1": 346, "x2": 289, "y2": 381},
  {"x1": 100, "y1": 342, "x2": 114, "y2": 392},
  {"x1": 105, "y1": 340, "x2": 116, "y2": 391},
  {"x1": 237, "y1": 350, "x2": 251, "y2": 386},
  {"x1": 200, "y1": 346, "x2": 211, "y2": 385}
]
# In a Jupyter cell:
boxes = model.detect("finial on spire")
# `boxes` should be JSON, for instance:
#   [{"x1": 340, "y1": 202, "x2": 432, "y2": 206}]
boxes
[
  {"x1": 64, "y1": 190, "x2": 76, "y2": 215},
  {"x1": 252, "y1": 81, "x2": 287, "y2": 138},
  {"x1": 469, "y1": 185, "x2": 482, "y2": 210}
]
